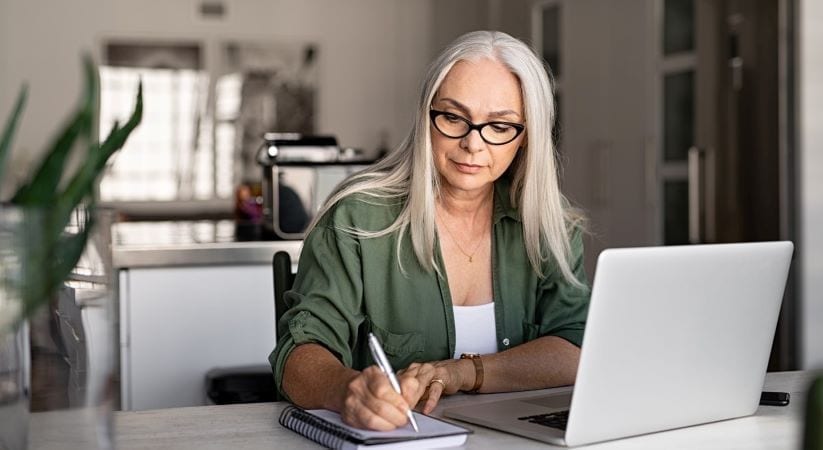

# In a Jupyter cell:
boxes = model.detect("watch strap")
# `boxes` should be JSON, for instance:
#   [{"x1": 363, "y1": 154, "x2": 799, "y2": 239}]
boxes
[{"x1": 460, "y1": 353, "x2": 484, "y2": 393}]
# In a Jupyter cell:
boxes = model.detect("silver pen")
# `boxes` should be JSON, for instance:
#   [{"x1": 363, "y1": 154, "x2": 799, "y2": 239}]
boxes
[{"x1": 367, "y1": 332, "x2": 420, "y2": 432}]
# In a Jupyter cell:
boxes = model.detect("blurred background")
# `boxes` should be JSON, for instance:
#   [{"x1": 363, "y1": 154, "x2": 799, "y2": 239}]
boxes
[{"x1": 0, "y1": 0, "x2": 820, "y2": 411}]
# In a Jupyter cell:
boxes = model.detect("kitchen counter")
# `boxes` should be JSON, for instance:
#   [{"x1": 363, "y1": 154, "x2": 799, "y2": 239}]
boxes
[
  {"x1": 112, "y1": 220, "x2": 297, "y2": 410},
  {"x1": 112, "y1": 220, "x2": 302, "y2": 268}
]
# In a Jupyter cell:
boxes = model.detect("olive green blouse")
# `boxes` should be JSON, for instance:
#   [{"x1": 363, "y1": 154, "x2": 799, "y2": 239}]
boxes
[{"x1": 269, "y1": 177, "x2": 591, "y2": 398}]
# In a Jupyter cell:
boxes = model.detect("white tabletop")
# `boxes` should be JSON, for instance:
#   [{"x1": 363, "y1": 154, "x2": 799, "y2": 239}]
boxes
[{"x1": 29, "y1": 371, "x2": 820, "y2": 449}]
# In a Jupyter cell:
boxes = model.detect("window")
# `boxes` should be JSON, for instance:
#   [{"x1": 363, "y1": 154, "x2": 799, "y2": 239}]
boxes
[
  {"x1": 98, "y1": 40, "x2": 317, "y2": 210},
  {"x1": 657, "y1": 0, "x2": 696, "y2": 244},
  {"x1": 99, "y1": 65, "x2": 225, "y2": 201}
]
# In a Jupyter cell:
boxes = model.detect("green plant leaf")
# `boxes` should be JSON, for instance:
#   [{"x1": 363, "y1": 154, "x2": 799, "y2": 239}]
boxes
[
  {"x1": 12, "y1": 108, "x2": 92, "y2": 205},
  {"x1": 14, "y1": 207, "x2": 52, "y2": 320},
  {"x1": 20, "y1": 210, "x2": 94, "y2": 319},
  {"x1": 12, "y1": 57, "x2": 97, "y2": 205},
  {"x1": 102, "y1": 120, "x2": 120, "y2": 144},
  {"x1": 0, "y1": 86, "x2": 28, "y2": 190},
  {"x1": 56, "y1": 81, "x2": 142, "y2": 226},
  {"x1": 2, "y1": 57, "x2": 135, "y2": 329}
]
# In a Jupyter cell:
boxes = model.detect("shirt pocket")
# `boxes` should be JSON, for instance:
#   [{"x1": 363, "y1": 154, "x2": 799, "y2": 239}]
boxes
[{"x1": 369, "y1": 320, "x2": 426, "y2": 369}]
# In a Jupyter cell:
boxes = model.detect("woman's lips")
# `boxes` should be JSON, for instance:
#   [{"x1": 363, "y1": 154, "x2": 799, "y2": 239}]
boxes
[{"x1": 452, "y1": 160, "x2": 483, "y2": 174}]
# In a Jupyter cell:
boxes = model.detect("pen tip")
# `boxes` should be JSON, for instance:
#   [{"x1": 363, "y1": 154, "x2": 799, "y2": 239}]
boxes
[{"x1": 408, "y1": 411, "x2": 420, "y2": 432}]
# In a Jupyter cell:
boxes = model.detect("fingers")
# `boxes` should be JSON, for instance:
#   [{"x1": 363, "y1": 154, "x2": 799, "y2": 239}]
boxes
[
  {"x1": 399, "y1": 375, "x2": 422, "y2": 406},
  {"x1": 420, "y1": 360, "x2": 468, "y2": 413},
  {"x1": 404, "y1": 362, "x2": 422, "y2": 372},
  {"x1": 339, "y1": 366, "x2": 413, "y2": 431},
  {"x1": 338, "y1": 361, "x2": 464, "y2": 429},
  {"x1": 341, "y1": 399, "x2": 400, "y2": 431},
  {"x1": 365, "y1": 367, "x2": 413, "y2": 415},
  {"x1": 423, "y1": 378, "x2": 445, "y2": 414},
  {"x1": 399, "y1": 363, "x2": 437, "y2": 405},
  {"x1": 398, "y1": 362, "x2": 457, "y2": 413}
]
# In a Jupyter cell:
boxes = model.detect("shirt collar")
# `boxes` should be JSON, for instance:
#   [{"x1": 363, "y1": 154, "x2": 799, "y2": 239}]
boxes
[{"x1": 493, "y1": 175, "x2": 520, "y2": 224}]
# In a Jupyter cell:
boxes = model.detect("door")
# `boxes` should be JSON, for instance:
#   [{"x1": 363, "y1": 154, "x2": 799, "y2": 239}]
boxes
[
  {"x1": 532, "y1": 0, "x2": 794, "y2": 369},
  {"x1": 658, "y1": 0, "x2": 795, "y2": 369}
]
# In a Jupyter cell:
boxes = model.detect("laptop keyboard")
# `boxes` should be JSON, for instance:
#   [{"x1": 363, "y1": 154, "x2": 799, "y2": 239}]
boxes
[{"x1": 518, "y1": 410, "x2": 570, "y2": 430}]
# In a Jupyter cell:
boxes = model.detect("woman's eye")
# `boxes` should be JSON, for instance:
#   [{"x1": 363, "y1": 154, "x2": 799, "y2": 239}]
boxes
[
  {"x1": 444, "y1": 113, "x2": 462, "y2": 123},
  {"x1": 489, "y1": 123, "x2": 513, "y2": 134}
]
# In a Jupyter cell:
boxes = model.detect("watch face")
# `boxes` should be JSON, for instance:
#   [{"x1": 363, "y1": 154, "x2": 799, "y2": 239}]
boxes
[{"x1": 460, "y1": 353, "x2": 480, "y2": 359}]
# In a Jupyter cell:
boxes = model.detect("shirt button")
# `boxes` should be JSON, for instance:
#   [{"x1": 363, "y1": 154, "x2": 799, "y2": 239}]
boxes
[{"x1": 502, "y1": 338, "x2": 510, "y2": 346}]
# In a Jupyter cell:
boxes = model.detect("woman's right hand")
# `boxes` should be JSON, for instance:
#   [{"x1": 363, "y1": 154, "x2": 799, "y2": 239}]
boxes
[{"x1": 337, "y1": 365, "x2": 422, "y2": 431}]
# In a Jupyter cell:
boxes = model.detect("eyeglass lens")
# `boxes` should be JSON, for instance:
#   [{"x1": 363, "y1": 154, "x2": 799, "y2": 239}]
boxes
[{"x1": 433, "y1": 113, "x2": 520, "y2": 145}]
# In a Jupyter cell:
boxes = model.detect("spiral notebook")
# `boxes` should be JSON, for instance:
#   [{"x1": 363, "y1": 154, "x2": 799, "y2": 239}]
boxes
[{"x1": 279, "y1": 405, "x2": 471, "y2": 449}]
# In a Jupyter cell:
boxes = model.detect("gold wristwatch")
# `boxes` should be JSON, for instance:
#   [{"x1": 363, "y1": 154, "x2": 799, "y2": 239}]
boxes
[{"x1": 459, "y1": 353, "x2": 484, "y2": 394}]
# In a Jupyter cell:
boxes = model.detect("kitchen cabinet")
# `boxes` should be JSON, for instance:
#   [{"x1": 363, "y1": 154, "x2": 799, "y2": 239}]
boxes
[
  {"x1": 119, "y1": 264, "x2": 276, "y2": 411},
  {"x1": 113, "y1": 221, "x2": 301, "y2": 411}
]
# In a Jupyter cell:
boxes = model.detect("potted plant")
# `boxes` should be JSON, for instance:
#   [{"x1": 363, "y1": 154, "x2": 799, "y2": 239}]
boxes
[{"x1": 0, "y1": 56, "x2": 142, "y2": 449}]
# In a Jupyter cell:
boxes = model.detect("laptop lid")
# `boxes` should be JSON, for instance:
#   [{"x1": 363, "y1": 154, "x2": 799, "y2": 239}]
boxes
[{"x1": 564, "y1": 241, "x2": 793, "y2": 446}]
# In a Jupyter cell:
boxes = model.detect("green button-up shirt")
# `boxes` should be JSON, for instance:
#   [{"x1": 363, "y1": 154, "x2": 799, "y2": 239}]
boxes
[{"x1": 269, "y1": 177, "x2": 591, "y2": 397}]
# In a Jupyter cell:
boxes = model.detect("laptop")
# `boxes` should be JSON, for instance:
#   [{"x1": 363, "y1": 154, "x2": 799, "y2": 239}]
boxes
[{"x1": 444, "y1": 241, "x2": 794, "y2": 447}]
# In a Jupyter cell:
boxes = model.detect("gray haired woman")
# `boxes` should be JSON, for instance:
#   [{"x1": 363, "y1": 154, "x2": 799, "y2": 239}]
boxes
[{"x1": 270, "y1": 30, "x2": 590, "y2": 431}]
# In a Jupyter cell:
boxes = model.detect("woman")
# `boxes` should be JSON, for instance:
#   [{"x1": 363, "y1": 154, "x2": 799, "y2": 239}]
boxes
[{"x1": 269, "y1": 30, "x2": 590, "y2": 431}]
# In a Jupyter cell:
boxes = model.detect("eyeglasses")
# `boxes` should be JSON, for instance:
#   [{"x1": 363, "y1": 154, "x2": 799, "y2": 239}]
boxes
[{"x1": 429, "y1": 109, "x2": 525, "y2": 146}]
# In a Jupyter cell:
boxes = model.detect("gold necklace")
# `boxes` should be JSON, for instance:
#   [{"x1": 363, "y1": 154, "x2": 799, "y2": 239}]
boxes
[{"x1": 436, "y1": 212, "x2": 487, "y2": 263}]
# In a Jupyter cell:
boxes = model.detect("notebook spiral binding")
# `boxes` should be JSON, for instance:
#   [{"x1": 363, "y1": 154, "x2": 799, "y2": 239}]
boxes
[{"x1": 280, "y1": 405, "x2": 361, "y2": 449}]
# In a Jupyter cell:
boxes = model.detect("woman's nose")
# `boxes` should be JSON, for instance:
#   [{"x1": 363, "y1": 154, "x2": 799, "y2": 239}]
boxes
[{"x1": 460, "y1": 129, "x2": 486, "y2": 153}]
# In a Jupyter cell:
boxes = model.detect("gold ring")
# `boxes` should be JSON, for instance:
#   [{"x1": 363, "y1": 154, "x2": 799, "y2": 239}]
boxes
[{"x1": 428, "y1": 378, "x2": 446, "y2": 389}]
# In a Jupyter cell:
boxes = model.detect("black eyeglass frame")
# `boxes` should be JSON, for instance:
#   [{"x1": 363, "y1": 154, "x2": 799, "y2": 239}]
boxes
[{"x1": 428, "y1": 109, "x2": 526, "y2": 146}]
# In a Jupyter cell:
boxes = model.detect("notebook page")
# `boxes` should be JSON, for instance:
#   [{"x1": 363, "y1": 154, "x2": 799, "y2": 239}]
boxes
[{"x1": 306, "y1": 409, "x2": 467, "y2": 440}]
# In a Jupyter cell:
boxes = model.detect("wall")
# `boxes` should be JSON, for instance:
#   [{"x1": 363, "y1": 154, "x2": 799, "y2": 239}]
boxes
[
  {"x1": 0, "y1": 1, "x2": 8, "y2": 114},
  {"x1": 799, "y1": 0, "x2": 823, "y2": 369},
  {"x1": 558, "y1": 0, "x2": 655, "y2": 278},
  {"x1": 428, "y1": 0, "x2": 535, "y2": 62},
  {"x1": 0, "y1": 0, "x2": 432, "y2": 196},
  {"x1": 429, "y1": 0, "x2": 490, "y2": 57}
]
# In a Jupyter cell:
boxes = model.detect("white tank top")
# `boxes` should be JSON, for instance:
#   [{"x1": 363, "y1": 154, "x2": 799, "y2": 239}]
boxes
[{"x1": 452, "y1": 302, "x2": 498, "y2": 359}]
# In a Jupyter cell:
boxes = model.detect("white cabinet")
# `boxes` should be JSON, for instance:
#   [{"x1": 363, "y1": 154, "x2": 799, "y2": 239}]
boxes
[{"x1": 119, "y1": 265, "x2": 275, "y2": 411}]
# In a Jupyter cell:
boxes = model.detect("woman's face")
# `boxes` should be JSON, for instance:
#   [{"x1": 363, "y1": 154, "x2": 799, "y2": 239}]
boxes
[{"x1": 430, "y1": 57, "x2": 525, "y2": 196}]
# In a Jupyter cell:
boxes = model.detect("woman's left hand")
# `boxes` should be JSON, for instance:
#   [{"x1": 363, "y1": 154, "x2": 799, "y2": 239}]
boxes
[{"x1": 398, "y1": 360, "x2": 470, "y2": 414}]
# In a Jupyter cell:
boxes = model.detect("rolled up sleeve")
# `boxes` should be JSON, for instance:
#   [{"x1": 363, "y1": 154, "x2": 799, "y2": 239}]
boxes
[
  {"x1": 535, "y1": 228, "x2": 591, "y2": 347},
  {"x1": 268, "y1": 217, "x2": 364, "y2": 398}
]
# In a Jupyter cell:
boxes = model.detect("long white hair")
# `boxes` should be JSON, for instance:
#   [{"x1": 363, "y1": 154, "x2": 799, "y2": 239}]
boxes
[{"x1": 312, "y1": 30, "x2": 584, "y2": 286}]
